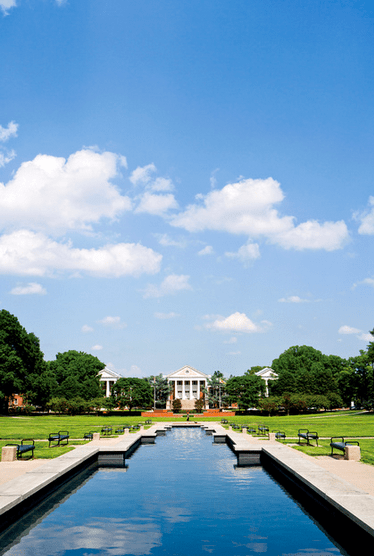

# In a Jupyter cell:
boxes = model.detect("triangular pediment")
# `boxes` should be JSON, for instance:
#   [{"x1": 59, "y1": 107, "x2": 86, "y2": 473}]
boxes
[
  {"x1": 255, "y1": 367, "x2": 278, "y2": 379},
  {"x1": 98, "y1": 367, "x2": 122, "y2": 380},
  {"x1": 166, "y1": 365, "x2": 210, "y2": 379}
]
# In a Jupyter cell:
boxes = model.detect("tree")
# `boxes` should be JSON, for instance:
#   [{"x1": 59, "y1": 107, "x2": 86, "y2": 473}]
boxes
[
  {"x1": 225, "y1": 374, "x2": 265, "y2": 409},
  {"x1": 48, "y1": 350, "x2": 104, "y2": 401},
  {"x1": 146, "y1": 374, "x2": 171, "y2": 408},
  {"x1": 172, "y1": 398, "x2": 182, "y2": 413},
  {"x1": 111, "y1": 377, "x2": 153, "y2": 410},
  {"x1": 271, "y1": 345, "x2": 339, "y2": 398},
  {"x1": 202, "y1": 371, "x2": 228, "y2": 408},
  {"x1": 0, "y1": 310, "x2": 47, "y2": 414},
  {"x1": 194, "y1": 398, "x2": 204, "y2": 412}
]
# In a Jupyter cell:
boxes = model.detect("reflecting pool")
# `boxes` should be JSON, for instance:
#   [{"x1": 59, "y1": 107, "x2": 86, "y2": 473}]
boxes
[{"x1": 1, "y1": 428, "x2": 346, "y2": 556}]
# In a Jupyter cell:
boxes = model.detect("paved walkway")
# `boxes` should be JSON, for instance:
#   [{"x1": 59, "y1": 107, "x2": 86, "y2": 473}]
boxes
[{"x1": 1, "y1": 432, "x2": 374, "y2": 496}]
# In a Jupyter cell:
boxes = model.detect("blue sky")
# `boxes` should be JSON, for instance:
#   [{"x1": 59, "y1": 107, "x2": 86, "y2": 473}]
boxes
[{"x1": 1, "y1": 0, "x2": 374, "y2": 377}]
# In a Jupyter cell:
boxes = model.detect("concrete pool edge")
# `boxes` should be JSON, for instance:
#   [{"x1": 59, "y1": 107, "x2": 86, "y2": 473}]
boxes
[{"x1": 1, "y1": 422, "x2": 374, "y2": 542}]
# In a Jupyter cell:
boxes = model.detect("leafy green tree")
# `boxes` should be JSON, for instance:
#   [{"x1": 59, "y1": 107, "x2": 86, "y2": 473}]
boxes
[
  {"x1": 48, "y1": 350, "x2": 104, "y2": 401},
  {"x1": 225, "y1": 374, "x2": 265, "y2": 409},
  {"x1": 172, "y1": 398, "x2": 182, "y2": 412},
  {"x1": 111, "y1": 377, "x2": 153, "y2": 410},
  {"x1": 271, "y1": 345, "x2": 339, "y2": 398},
  {"x1": 202, "y1": 371, "x2": 228, "y2": 408},
  {"x1": 146, "y1": 374, "x2": 171, "y2": 408},
  {"x1": 0, "y1": 310, "x2": 47, "y2": 414},
  {"x1": 194, "y1": 398, "x2": 204, "y2": 412}
]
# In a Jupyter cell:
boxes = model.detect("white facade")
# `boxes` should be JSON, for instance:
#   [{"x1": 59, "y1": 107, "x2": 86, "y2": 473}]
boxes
[
  {"x1": 255, "y1": 367, "x2": 278, "y2": 397},
  {"x1": 165, "y1": 365, "x2": 211, "y2": 410},
  {"x1": 98, "y1": 367, "x2": 122, "y2": 397}
]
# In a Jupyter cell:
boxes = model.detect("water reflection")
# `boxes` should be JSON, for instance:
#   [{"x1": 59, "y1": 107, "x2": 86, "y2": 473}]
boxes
[
  {"x1": 4, "y1": 518, "x2": 161, "y2": 556},
  {"x1": 1, "y1": 428, "x2": 347, "y2": 556}
]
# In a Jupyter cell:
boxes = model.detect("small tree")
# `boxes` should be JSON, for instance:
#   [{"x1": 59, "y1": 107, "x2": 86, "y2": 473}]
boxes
[
  {"x1": 194, "y1": 398, "x2": 204, "y2": 413},
  {"x1": 146, "y1": 374, "x2": 171, "y2": 408},
  {"x1": 172, "y1": 398, "x2": 182, "y2": 413}
]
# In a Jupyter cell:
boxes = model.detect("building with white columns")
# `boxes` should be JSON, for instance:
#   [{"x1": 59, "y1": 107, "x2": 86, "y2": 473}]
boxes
[
  {"x1": 165, "y1": 365, "x2": 211, "y2": 410},
  {"x1": 98, "y1": 367, "x2": 122, "y2": 397},
  {"x1": 255, "y1": 367, "x2": 278, "y2": 397}
]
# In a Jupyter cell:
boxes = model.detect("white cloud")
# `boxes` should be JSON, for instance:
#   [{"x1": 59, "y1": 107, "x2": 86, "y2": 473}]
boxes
[
  {"x1": 98, "y1": 316, "x2": 127, "y2": 329},
  {"x1": 274, "y1": 220, "x2": 348, "y2": 251},
  {"x1": 356, "y1": 196, "x2": 374, "y2": 235},
  {"x1": 0, "y1": 149, "x2": 131, "y2": 234},
  {"x1": 10, "y1": 282, "x2": 46, "y2": 295},
  {"x1": 359, "y1": 332, "x2": 374, "y2": 342},
  {"x1": 278, "y1": 296, "x2": 310, "y2": 303},
  {"x1": 130, "y1": 163, "x2": 157, "y2": 186},
  {"x1": 0, "y1": 149, "x2": 16, "y2": 167},
  {"x1": 0, "y1": 230, "x2": 162, "y2": 277},
  {"x1": 135, "y1": 192, "x2": 178, "y2": 216},
  {"x1": 155, "y1": 234, "x2": 186, "y2": 248},
  {"x1": 92, "y1": 344, "x2": 103, "y2": 351},
  {"x1": 198, "y1": 245, "x2": 214, "y2": 256},
  {"x1": 206, "y1": 312, "x2": 265, "y2": 333},
  {"x1": 143, "y1": 274, "x2": 192, "y2": 298},
  {"x1": 0, "y1": 121, "x2": 18, "y2": 142},
  {"x1": 338, "y1": 325, "x2": 362, "y2": 335},
  {"x1": 338, "y1": 325, "x2": 373, "y2": 342},
  {"x1": 0, "y1": 0, "x2": 16, "y2": 15},
  {"x1": 154, "y1": 312, "x2": 180, "y2": 319},
  {"x1": 170, "y1": 177, "x2": 348, "y2": 251},
  {"x1": 82, "y1": 325, "x2": 94, "y2": 333},
  {"x1": 225, "y1": 242, "x2": 260, "y2": 264},
  {"x1": 224, "y1": 337, "x2": 238, "y2": 344}
]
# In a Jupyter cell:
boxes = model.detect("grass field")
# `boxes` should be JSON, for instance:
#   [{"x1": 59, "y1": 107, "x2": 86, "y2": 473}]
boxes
[{"x1": 0, "y1": 411, "x2": 373, "y2": 463}]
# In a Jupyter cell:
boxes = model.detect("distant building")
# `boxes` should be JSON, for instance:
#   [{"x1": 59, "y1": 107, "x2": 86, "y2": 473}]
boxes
[
  {"x1": 165, "y1": 365, "x2": 211, "y2": 410},
  {"x1": 99, "y1": 367, "x2": 122, "y2": 397},
  {"x1": 255, "y1": 367, "x2": 278, "y2": 397}
]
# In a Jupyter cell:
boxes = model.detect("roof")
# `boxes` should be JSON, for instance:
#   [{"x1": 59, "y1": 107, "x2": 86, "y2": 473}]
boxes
[{"x1": 165, "y1": 365, "x2": 211, "y2": 380}]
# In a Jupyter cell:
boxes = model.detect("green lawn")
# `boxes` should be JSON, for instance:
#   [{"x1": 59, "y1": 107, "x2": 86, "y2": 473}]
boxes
[{"x1": 1, "y1": 411, "x2": 374, "y2": 463}]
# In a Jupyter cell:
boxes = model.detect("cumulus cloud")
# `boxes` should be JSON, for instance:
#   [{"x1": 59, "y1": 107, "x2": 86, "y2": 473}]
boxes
[
  {"x1": 154, "y1": 312, "x2": 180, "y2": 319},
  {"x1": 98, "y1": 316, "x2": 127, "y2": 329},
  {"x1": 135, "y1": 192, "x2": 178, "y2": 216},
  {"x1": 225, "y1": 242, "x2": 260, "y2": 264},
  {"x1": 0, "y1": 230, "x2": 162, "y2": 277},
  {"x1": 143, "y1": 274, "x2": 192, "y2": 298},
  {"x1": 0, "y1": 149, "x2": 131, "y2": 234},
  {"x1": 82, "y1": 325, "x2": 94, "y2": 333},
  {"x1": 170, "y1": 177, "x2": 348, "y2": 251},
  {"x1": 198, "y1": 245, "x2": 214, "y2": 256},
  {"x1": 10, "y1": 282, "x2": 46, "y2": 295},
  {"x1": 278, "y1": 296, "x2": 310, "y2": 303},
  {"x1": 0, "y1": 150, "x2": 16, "y2": 167},
  {"x1": 92, "y1": 345, "x2": 103, "y2": 351},
  {"x1": 338, "y1": 325, "x2": 374, "y2": 342},
  {"x1": 130, "y1": 163, "x2": 157, "y2": 186},
  {"x1": 356, "y1": 196, "x2": 374, "y2": 235},
  {"x1": 224, "y1": 337, "x2": 238, "y2": 344},
  {"x1": 206, "y1": 312, "x2": 268, "y2": 333},
  {"x1": 0, "y1": 1, "x2": 16, "y2": 16}
]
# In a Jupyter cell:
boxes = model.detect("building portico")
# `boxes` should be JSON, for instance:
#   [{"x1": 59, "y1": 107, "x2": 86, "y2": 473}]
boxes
[{"x1": 165, "y1": 365, "x2": 210, "y2": 410}]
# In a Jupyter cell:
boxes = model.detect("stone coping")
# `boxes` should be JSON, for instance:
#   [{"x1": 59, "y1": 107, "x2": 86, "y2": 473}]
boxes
[{"x1": 1, "y1": 422, "x2": 374, "y2": 542}]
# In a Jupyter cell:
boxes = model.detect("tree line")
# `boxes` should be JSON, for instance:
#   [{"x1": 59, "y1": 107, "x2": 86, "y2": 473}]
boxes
[{"x1": 1, "y1": 309, "x2": 373, "y2": 415}]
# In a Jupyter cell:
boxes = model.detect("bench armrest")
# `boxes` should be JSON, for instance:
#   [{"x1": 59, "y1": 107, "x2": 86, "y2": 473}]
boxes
[
  {"x1": 330, "y1": 436, "x2": 344, "y2": 443},
  {"x1": 298, "y1": 429, "x2": 309, "y2": 434}
]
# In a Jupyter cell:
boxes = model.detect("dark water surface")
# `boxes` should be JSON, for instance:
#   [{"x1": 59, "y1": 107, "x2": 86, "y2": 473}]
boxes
[{"x1": 2, "y1": 428, "x2": 345, "y2": 556}]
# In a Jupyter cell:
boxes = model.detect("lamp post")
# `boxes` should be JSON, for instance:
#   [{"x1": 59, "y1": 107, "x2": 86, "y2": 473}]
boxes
[{"x1": 153, "y1": 377, "x2": 156, "y2": 411}]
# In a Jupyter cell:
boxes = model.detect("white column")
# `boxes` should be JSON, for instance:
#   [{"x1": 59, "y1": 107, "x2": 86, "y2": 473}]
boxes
[
  {"x1": 106, "y1": 381, "x2": 110, "y2": 397},
  {"x1": 182, "y1": 380, "x2": 185, "y2": 400}
]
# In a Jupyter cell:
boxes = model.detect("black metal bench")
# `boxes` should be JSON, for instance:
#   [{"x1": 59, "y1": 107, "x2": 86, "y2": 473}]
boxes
[
  {"x1": 330, "y1": 437, "x2": 359, "y2": 457},
  {"x1": 145, "y1": 419, "x2": 152, "y2": 424},
  {"x1": 221, "y1": 419, "x2": 228, "y2": 424},
  {"x1": 6, "y1": 439, "x2": 35, "y2": 459},
  {"x1": 49, "y1": 431, "x2": 69, "y2": 448},
  {"x1": 273, "y1": 430, "x2": 286, "y2": 440},
  {"x1": 84, "y1": 431, "x2": 94, "y2": 440},
  {"x1": 258, "y1": 425, "x2": 269, "y2": 435},
  {"x1": 298, "y1": 428, "x2": 319, "y2": 446},
  {"x1": 101, "y1": 426, "x2": 112, "y2": 436},
  {"x1": 115, "y1": 426, "x2": 125, "y2": 434}
]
